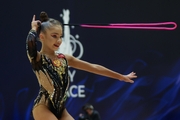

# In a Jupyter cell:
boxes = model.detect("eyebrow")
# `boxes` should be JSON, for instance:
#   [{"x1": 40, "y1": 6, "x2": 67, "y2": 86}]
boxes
[
  {"x1": 51, "y1": 32, "x2": 62, "y2": 36},
  {"x1": 51, "y1": 32, "x2": 59, "y2": 35}
]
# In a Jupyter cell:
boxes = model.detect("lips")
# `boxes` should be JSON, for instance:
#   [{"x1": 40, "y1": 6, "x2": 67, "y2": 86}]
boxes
[{"x1": 54, "y1": 44, "x2": 60, "y2": 47}]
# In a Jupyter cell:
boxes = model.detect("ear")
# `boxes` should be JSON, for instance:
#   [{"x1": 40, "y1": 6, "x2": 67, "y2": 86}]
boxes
[{"x1": 39, "y1": 33, "x2": 45, "y2": 41}]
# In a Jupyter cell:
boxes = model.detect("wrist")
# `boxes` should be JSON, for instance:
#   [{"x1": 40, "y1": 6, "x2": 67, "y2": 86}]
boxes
[
  {"x1": 29, "y1": 29, "x2": 36, "y2": 33},
  {"x1": 118, "y1": 74, "x2": 125, "y2": 80},
  {"x1": 31, "y1": 27, "x2": 37, "y2": 31},
  {"x1": 29, "y1": 29, "x2": 37, "y2": 36}
]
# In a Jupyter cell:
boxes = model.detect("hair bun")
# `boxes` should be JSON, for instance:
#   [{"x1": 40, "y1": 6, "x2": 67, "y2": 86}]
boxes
[{"x1": 40, "y1": 11, "x2": 49, "y2": 22}]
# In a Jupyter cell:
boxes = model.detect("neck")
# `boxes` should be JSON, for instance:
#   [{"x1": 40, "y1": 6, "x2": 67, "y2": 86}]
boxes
[{"x1": 40, "y1": 47, "x2": 55, "y2": 56}]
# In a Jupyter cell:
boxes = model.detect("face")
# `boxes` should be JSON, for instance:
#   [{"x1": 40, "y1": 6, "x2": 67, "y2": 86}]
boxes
[{"x1": 40, "y1": 25, "x2": 63, "y2": 51}]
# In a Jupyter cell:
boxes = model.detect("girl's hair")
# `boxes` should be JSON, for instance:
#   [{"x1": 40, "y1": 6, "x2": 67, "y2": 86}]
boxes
[{"x1": 38, "y1": 11, "x2": 62, "y2": 34}]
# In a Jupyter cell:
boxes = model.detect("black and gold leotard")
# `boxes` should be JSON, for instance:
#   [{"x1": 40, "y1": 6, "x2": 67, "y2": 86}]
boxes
[{"x1": 26, "y1": 30, "x2": 69, "y2": 118}]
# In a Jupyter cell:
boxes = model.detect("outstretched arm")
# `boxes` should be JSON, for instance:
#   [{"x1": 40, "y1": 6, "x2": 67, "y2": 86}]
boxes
[{"x1": 65, "y1": 54, "x2": 137, "y2": 83}]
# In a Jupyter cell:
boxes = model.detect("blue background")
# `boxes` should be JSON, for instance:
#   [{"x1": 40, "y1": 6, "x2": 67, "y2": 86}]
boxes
[{"x1": 0, "y1": 0, "x2": 180, "y2": 120}]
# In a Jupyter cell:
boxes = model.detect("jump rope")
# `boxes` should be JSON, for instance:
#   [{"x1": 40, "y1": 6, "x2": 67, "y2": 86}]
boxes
[{"x1": 63, "y1": 22, "x2": 177, "y2": 30}]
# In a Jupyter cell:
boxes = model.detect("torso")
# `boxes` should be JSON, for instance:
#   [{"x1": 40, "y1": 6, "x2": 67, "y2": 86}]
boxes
[{"x1": 32, "y1": 53, "x2": 69, "y2": 118}]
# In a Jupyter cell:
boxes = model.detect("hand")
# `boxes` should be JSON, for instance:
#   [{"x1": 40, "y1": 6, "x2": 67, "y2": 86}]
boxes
[
  {"x1": 120, "y1": 72, "x2": 137, "y2": 83},
  {"x1": 31, "y1": 15, "x2": 41, "y2": 31}
]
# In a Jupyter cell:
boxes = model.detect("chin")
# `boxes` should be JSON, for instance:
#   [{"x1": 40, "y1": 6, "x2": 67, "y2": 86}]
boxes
[
  {"x1": 52, "y1": 47, "x2": 59, "y2": 51},
  {"x1": 53, "y1": 49, "x2": 59, "y2": 52}
]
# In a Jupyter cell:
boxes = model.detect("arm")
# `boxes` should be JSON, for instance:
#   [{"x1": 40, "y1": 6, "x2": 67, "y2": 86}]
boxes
[
  {"x1": 65, "y1": 54, "x2": 136, "y2": 83},
  {"x1": 26, "y1": 29, "x2": 38, "y2": 62},
  {"x1": 26, "y1": 15, "x2": 41, "y2": 63}
]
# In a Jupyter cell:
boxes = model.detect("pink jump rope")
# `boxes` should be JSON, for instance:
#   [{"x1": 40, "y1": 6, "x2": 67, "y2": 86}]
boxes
[{"x1": 78, "y1": 22, "x2": 177, "y2": 30}]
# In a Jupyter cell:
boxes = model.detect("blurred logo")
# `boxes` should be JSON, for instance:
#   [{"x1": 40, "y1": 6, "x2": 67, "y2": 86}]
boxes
[{"x1": 57, "y1": 9, "x2": 85, "y2": 98}]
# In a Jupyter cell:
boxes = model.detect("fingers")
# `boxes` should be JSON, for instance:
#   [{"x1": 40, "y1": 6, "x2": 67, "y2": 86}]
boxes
[
  {"x1": 128, "y1": 72, "x2": 137, "y2": 78},
  {"x1": 32, "y1": 15, "x2": 35, "y2": 21},
  {"x1": 31, "y1": 15, "x2": 41, "y2": 28},
  {"x1": 131, "y1": 75, "x2": 137, "y2": 78},
  {"x1": 129, "y1": 72, "x2": 136, "y2": 83},
  {"x1": 130, "y1": 72, "x2": 136, "y2": 75},
  {"x1": 119, "y1": 77, "x2": 134, "y2": 83},
  {"x1": 122, "y1": 79, "x2": 134, "y2": 83},
  {"x1": 37, "y1": 21, "x2": 41, "y2": 26},
  {"x1": 123, "y1": 72, "x2": 137, "y2": 83},
  {"x1": 125, "y1": 79, "x2": 134, "y2": 83},
  {"x1": 129, "y1": 80, "x2": 134, "y2": 83}
]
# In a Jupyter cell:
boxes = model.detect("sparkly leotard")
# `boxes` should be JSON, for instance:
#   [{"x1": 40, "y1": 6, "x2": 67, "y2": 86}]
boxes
[{"x1": 26, "y1": 30, "x2": 69, "y2": 118}]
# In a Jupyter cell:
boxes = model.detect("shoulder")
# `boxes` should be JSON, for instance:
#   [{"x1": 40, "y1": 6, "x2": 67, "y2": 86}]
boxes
[
  {"x1": 63, "y1": 54, "x2": 76, "y2": 62},
  {"x1": 57, "y1": 53, "x2": 75, "y2": 65},
  {"x1": 57, "y1": 53, "x2": 66, "y2": 59},
  {"x1": 57, "y1": 53, "x2": 73, "y2": 62}
]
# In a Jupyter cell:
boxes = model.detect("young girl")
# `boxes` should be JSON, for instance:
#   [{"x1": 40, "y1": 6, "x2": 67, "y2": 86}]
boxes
[{"x1": 26, "y1": 11, "x2": 137, "y2": 120}]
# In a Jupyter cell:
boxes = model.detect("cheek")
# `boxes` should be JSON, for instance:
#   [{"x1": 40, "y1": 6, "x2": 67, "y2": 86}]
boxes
[
  {"x1": 47, "y1": 37, "x2": 55, "y2": 43},
  {"x1": 59, "y1": 39, "x2": 62, "y2": 44},
  {"x1": 43, "y1": 39, "x2": 54, "y2": 47},
  {"x1": 46, "y1": 39, "x2": 53, "y2": 44}
]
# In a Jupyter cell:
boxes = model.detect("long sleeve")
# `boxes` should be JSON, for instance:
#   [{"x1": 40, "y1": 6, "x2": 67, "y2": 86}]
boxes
[{"x1": 26, "y1": 30, "x2": 38, "y2": 63}]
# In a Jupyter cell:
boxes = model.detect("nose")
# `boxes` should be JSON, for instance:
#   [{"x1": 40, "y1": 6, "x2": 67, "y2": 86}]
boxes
[{"x1": 57, "y1": 38, "x2": 62, "y2": 44}]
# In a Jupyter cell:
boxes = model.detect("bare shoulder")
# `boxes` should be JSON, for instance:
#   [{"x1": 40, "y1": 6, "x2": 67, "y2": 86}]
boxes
[
  {"x1": 64, "y1": 54, "x2": 72, "y2": 60},
  {"x1": 64, "y1": 54, "x2": 81, "y2": 67},
  {"x1": 64, "y1": 54, "x2": 75, "y2": 63}
]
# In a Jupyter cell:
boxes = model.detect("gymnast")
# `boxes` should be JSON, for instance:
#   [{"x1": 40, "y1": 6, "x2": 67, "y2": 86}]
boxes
[{"x1": 26, "y1": 11, "x2": 137, "y2": 120}]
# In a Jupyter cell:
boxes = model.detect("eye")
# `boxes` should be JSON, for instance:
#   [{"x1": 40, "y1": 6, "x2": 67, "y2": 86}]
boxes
[
  {"x1": 51, "y1": 35, "x2": 57, "y2": 38},
  {"x1": 60, "y1": 36, "x2": 63, "y2": 39}
]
